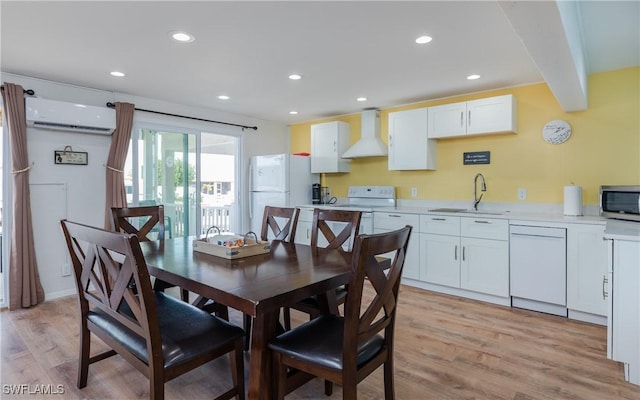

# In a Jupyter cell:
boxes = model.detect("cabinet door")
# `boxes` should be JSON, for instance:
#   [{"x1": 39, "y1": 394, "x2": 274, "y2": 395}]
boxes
[
  {"x1": 466, "y1": 94, "x2": 516, "y2": 135},
  {"x1": 294, "y1": 221, "x2": 312, "y2": 245},
  {"x1": 460, "y1": 237, "x2": 509, "y2": 297},
  {"x1": 374, "y1": 212, "x2": 420, "y2": 280},
  {"x1": 420, "y1": 233, "x2": 460, "y2": 288},
  {"x1": 566, "y1": 223, "x2": 608, "y2": 316},
  {"x1": 388, "y1": 108, "x2": 435, "y2": 170},
  {"x1": 310, "y1": 121, "x2": 350, "y2": 173},
  {"x1": 427, "y1": 102, "x2": 467, "y2": 138},
  {"x1": 611, "y1": 239, "x2": 640, "y2": 382}
]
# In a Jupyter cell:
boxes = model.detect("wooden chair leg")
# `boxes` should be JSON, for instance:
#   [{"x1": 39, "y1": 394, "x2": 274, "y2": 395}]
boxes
[
  {"x1": 230, "y1": 338, "x2": 245, "y2": 400},
  {"x1": 283, "y1": 307, "x2": 292, "y2": 331},
  {"x1": 383, "y1": 359, "x2": 395, "y2": 400},
  {"x1": 243, "y1": 314, "x2": 252, "y2": 351},
  {"x1": 324, "y1": 380, "x2": 333, "y2": 396},
  {"x1": 77, "y1": 324, "x2": 90, "y2": 388}
]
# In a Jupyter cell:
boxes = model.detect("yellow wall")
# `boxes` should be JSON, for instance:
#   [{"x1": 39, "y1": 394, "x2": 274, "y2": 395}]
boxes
[{"x1": 290, "y1": 67, "x2": 640, "y2": 205}]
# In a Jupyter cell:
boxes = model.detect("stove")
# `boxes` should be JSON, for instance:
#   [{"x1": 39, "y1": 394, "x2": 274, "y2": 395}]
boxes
[{"x1": 311, "y1": 186, "x2": 396, "y2": 234}]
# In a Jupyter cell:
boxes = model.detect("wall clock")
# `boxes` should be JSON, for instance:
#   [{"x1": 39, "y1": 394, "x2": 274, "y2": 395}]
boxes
[{"x1": 542, "y1": 120, "x2": 572, "y2": 144}]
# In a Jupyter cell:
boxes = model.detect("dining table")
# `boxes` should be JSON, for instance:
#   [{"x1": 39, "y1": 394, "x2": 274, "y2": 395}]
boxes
[{"x1": 139, "y1": 236, "x2": 354, "y2": 400}]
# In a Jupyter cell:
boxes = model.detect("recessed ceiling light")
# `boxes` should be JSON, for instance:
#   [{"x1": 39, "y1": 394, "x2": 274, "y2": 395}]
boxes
[
  {"x1": 110, "y1": 71, "x2": 125, "y2": 77},
  {"x1": 356, "y1": 97, "x2": 367, "y2": 102},
  {"x1": 170, "y1": 31, "x2": 195, "y2": 43},
  {"x1": 288, "y1": 74, "x2": 302, "y2": 80},
  {"x1": 289, "y1": 111, "x2": 298, "y2": 115},
  {"x1": 467, "y1": 74, "x2": 481, "y2": 80},
  {"x1": 217, "y1": 95, "x2": 230, "y2": 100},
  {"x1": 415, "y1": 35, "x2": 433, "y2": 44}
]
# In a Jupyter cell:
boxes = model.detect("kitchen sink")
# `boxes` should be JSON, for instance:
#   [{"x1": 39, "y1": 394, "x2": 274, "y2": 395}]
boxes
[{"x1": 428, "y1": 208, "x2": 503, "y2": 215}]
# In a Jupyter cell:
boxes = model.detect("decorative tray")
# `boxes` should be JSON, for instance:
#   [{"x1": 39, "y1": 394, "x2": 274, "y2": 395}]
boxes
[{"x1": 193, "y1": 229, "x2": 270, "y2": 259}]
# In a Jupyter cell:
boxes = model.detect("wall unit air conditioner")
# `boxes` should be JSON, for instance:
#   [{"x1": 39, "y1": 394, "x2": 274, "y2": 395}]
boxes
[{"x1": 25, "y1": 97, "x2": 116, "y2": 135}]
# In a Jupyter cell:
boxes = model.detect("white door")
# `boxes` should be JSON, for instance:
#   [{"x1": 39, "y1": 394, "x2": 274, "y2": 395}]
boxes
[
  {"x1": 250, "y1": 191, "x2": 289, "y2": 234},
  {"x1": 251, "y1": 154, "x2": 288, "y2": 192}
]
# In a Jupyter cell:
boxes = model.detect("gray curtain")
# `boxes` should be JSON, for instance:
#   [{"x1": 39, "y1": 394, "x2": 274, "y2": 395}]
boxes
[
  {"x1": 104, "y1": 102, "x2": 135, "y2": 229},
  {"x1": 1, "y1": 82, "x2": 45, "y2": 309}
]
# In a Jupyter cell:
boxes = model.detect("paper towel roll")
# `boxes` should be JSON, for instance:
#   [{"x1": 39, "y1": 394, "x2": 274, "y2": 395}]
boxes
[{"x1": 564, "y1": 185, "x2": 583, "y2": 216}]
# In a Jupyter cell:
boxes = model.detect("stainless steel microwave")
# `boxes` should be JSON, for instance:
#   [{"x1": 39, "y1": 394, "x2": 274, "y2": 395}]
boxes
[{"x1": 600, "y1": 185, "x2": 640, "y2": 222}]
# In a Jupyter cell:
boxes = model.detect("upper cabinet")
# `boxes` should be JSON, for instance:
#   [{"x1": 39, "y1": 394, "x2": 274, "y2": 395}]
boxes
[
  {"x1": 310, "y1": 121, "x2": 351, "y2": 173},
  {"x1": 388, "y1": 107, "x2": 436, "y2": 170},
  {"x1": 428, "y1": 94, "x2": 517, "y2": 139}
]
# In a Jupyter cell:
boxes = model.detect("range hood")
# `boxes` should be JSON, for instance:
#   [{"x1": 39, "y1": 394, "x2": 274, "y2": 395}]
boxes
[{"x1": 341, "y1": 109, "x2": 388, "y2": 159}]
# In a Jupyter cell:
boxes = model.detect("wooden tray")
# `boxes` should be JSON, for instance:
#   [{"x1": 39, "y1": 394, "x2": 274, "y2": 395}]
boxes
[{"x1": 193, "y1": 237, "x2": 270, "y2": 259}]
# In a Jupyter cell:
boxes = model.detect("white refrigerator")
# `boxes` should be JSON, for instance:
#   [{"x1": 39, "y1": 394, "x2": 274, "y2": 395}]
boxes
[{"x1": 249, "y1": 154, "x2": 319, "y2": 234}]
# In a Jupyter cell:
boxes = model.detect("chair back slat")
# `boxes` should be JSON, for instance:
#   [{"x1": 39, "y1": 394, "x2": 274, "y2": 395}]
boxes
[
  {"x1": 111, "y1": 205, "x2": 165, "y2": 241},
  {"x1": 61, "y1": 219, "x2": 158, "y2": 340},
  {"x1": 260, "y1": 206, "x2": 299, "y2": 242},
  {"x1": 343, "y1": 225, "x2": 412, "y2": 352},
  {"x1": 310, "y1": 209, "x2": 362, "y2": 252}
]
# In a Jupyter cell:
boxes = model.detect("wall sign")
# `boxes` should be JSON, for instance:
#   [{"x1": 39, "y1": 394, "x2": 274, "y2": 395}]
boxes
[
  {"x1": 55, "y1": 149, "x2": 88, "y2": 165},
  {"x1": 463, "y1": 151, "x2": 490, "y2": 165}
]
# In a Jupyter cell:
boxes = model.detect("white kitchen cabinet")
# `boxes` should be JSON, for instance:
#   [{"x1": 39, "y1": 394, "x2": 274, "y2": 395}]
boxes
[
  {"x1": 294, "y1": 207, "x2": 314, "y2": 245},
  {"x1": 566, "y1": 223, "x2": 608, "y2": 320},
  {"x1": 460, "y1": 237, "x2": 509, "y2": 297},
  {"x1": 419, "y1": 214, "x2": 509, "y2": 297},
  {"x1": 374, "y1": 212, "x2": 420, "y2": 280},
  {"x1": 310, "y1": 121, "x2": 351, "y2": 173},
  {"x1": 427, "y1": 94, "x2": 517, "y2": 139},
  {"x1": 387, "y1": 107, "x2": 436, "y2": 170},
  {"x1": 607, "y1": 238, "x2": 640, "y2": 385}
]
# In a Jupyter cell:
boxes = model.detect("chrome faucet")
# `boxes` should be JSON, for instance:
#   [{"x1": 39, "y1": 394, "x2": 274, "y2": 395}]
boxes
[{"x1": 473, "y1": 173, "x2": 487, "y2": 211}]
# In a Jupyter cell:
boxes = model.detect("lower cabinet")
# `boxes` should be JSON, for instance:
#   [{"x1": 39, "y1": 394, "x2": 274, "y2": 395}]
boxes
[
  {"x1": 374, "y1": 212, "x2": 420, "y2": 280},
  {"x1": 294, "y1": 207, "x2": 314, "y2": 245},
  {"x1": 419, "y1": 215, "x2": 509, "y2": 298},
  {"x1": 566, "y1": 223, "x2": 608, "y2": 319},
  {"x1": 607, "y1": 238, "x2": 640, "y2": 385}
]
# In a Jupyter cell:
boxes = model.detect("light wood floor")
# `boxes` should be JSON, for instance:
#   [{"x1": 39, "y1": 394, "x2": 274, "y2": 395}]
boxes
[{"x1": 1, "y1": 285, "x2": 638, "y2": 400}]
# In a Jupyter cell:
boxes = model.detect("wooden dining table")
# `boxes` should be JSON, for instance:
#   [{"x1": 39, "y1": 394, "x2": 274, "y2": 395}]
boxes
[{"x1": 139, "y1": 236, "x2": 354, "y2": 400}]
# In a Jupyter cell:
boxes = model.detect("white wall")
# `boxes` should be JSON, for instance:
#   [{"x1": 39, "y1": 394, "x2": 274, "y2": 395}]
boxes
[{"x1": 1, "y1": 72, "x2": 289, "y2": 301}]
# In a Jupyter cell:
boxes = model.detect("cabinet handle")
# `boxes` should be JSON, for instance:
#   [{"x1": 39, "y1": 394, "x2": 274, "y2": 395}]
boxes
[
  {"x1": 474, "y1": 220, "x2": 490, "y2": 224},
  {"x1": 431, "y1": 217, "x2": 446, "y2": 221},
  {"x1": 462, "y1": 246, "x2": 466, "y2": 261},
  {"x1": 454, "y1": 245, "x2": 458, "y2": 260},
  {"x1": 602, "y1": 275, "x2": 608, "y2": 300}
]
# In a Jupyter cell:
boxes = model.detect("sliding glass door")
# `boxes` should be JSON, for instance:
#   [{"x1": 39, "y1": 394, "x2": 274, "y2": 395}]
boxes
[{"x1": 126, "y1": 124, "x2": 239, "y2": 237}]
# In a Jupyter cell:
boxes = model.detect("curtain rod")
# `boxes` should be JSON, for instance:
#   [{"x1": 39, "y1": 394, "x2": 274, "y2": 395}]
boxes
[
  {"x1": 0, "y1": 86, "x2": 35, "y2": 96},
  {"x1": 106, "y1": 102, "x2": 258, "y2": 131}
]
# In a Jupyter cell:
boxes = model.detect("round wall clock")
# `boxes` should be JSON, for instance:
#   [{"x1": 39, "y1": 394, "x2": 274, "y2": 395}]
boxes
[{"x1": 542, "y1": 120, "x2": 572, "y2": 144}]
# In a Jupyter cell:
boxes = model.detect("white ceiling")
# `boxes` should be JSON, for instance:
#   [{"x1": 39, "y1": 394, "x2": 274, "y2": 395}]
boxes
[{"x1": 1, "y1": 1, "x2": 638, "y2": 124}]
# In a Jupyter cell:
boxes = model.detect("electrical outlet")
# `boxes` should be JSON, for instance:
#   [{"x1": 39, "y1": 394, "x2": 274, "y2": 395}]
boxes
[
  {"x1": 411, "y1": 187, "x2": 418, "y2": 197},
  {"x1": 61, "y1": 263, "x2": 71, "y2": 277},
  {"x1": 517, "y1": 188, "x2": 527, "y2": 201}
]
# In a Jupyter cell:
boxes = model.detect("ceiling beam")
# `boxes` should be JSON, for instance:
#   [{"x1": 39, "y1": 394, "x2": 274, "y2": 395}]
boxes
[{"x1": 498, "y1": 1, "x2": 588, "y2": 111}]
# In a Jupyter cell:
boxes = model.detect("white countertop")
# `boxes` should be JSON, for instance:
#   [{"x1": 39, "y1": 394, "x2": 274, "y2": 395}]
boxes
[{"x1": 375, "y1": 206, "x2": 607, "y2": 226}]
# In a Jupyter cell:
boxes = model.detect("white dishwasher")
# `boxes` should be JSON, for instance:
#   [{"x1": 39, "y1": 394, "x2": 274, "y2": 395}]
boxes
[{"x1": 509, "y1": 225, "x2": 567, "y2": 316}]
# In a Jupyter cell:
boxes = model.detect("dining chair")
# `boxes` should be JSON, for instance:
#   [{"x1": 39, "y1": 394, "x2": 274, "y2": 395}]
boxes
[
  {"x1": 241, "y1": 206, "x2": 300, "y2": 350},
  {"x1": 260, "y1": 205, "x2": 299, "y2": 242},
  {"x1": 282, "y1": 208, "x2": 362, "y2": 330},
  {"x1": 111, "y1": 205, "x2": 190, "y2": 303},
  {"x1": 60, "y1": 220, "x2": 246, "y2": 400},
  {"x1": 269, "y1": 225, "x2": 412, "y2": 400}
]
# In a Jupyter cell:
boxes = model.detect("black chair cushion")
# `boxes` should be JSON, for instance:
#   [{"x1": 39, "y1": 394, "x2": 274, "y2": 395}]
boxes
[
  {"x1": 268, "y1": 314, "x2": 384, "y2": 370},
  {"x1": 88, "y1": 291, "x2": 244, "y2": 369}
]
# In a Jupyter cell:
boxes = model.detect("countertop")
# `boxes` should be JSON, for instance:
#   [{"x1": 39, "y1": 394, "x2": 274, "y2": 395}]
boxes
[{"x1": 375, "y1": 206, "x2": 607, "y2": 226}]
